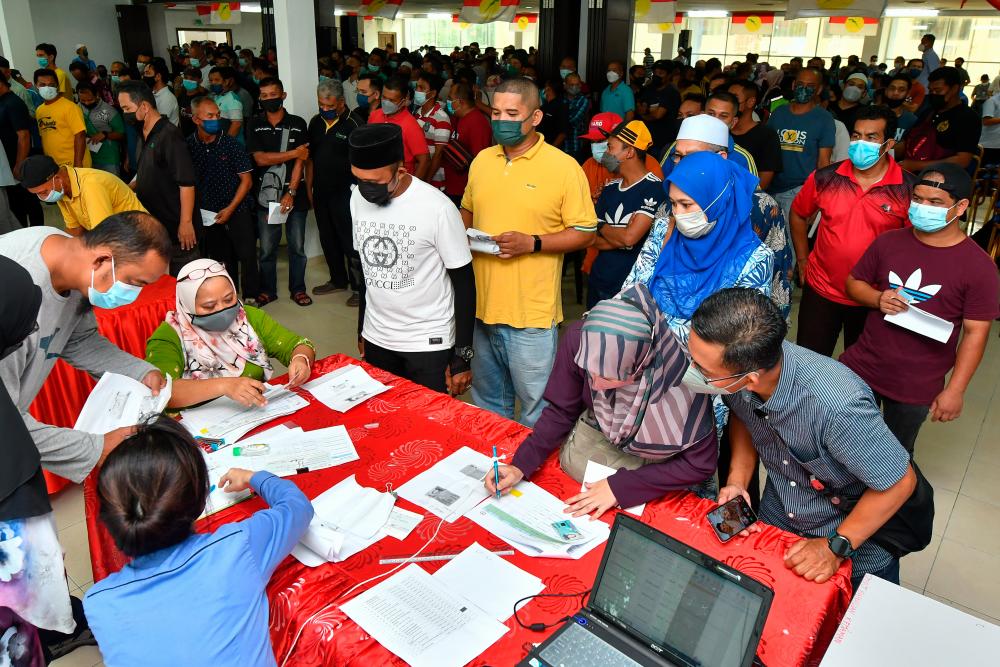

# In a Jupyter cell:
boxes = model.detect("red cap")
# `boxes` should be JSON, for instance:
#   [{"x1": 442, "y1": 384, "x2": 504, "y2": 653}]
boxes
[{"x1": 579, "y1": 112, "x2": 622, "y2": 141}]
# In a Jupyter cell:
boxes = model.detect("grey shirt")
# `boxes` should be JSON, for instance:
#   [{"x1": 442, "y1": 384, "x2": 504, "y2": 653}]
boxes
[{"x1": 0, "y1": 227, "x2": 156, "y2": 482}]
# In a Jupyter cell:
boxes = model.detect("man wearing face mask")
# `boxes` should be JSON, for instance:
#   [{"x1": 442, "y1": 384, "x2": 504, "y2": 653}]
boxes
[
  {"x1": 143, "y1": 60, "x2": 180, "y2": 127},
  {"x1": 916, "y1": 34, "x2": 940, "y2": 88},
  {"x1": 348, "y1": 124, "x2": 475, "y2": 395},
  {"x1": 77, "y1": 82, "x2": 124, "y2": 176},
  {"x1": 186, "y1": 97, "x2": 257, "y2": 304},
  {"x1": 442, "y1": 82, "x2": 492, "y2": 208},
  {"x1": 0, "y1": 211, "x2": 170, "y2": 484},
  {"x1": 882, "y1": 74, "x2": 918, "y2": 142},
  {"x1": 726, "y1": 82, "x2": 783, "y2": 192},
  {"x1": 34, "y1": 69, "x2": 90, "y2": 168},
  {"x1": 342, "y1": 55, "x2": 363, "y2": 112},
  {"x1": 831, "y1": 72, "x2": 869, "y2": 132},
  {"x1": 367, "y1": 74, "x2": 430, "y2": 181},
  {"x1": 842, "y1": 164, "x2": 997, "y2": 455},
  {"x1": 898, "y1": 67, "x2": 981, "y2": 173},
  {"x1": 581, "y1": 113, "x2": 664, "y2": 205},
  {"x1": 587, "y1": 121, "x2": 664, "y2": 309},
  {"x1": 599, "y1": 61, "x2": 635, "y2": 123},
  {"x1": 414, "y1": 72, "x2": 453, "y2": 191},
  {"x1": 20, "y1": 153, "x2": 144, "y2": 236},
  {"x1": 461, "y1": 77, "x2": 597, "y2": 426},
  {"x1": 688, "y1": 287, "x2": 918, "y2": 592},
  {"x1": 207, "y1": 66, "x2": 244, "y2": 143},
  {"x1": 35, "y1": 43, "x2": 72, "y2": 100},
  {"x1": 790, "y1": 106, "x2": 914, "y2": 358},
  {"x1": 637, "y1": 61, "x2": 680, "y2": 155}
]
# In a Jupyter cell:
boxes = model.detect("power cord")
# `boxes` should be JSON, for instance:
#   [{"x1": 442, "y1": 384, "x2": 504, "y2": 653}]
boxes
[{"x1": 512, "y1": 589, "x2": 592, "y2": 632}]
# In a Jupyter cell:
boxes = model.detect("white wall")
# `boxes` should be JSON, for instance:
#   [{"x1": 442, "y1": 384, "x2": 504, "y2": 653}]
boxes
[
  {"x1": 147, "y1": 5, "x2": 264, "y2": 61},
  {"x1": 24, "y1": 0, "x2": 122, "y2": 71}
]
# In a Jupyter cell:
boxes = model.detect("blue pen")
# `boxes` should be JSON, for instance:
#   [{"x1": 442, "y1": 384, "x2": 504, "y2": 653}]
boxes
[{"x1": 492, "y1": 445, "x2": 501, "y2": 500}]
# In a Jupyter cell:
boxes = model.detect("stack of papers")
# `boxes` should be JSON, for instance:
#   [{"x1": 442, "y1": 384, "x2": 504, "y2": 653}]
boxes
[
  {"x1": 467, "y1": 228, "x2": 500, "y2": 255},
  {"x1": 75, "y1": 372, "x2": 172, "y2": 434},
  {"x1": 433, "y1": 542, "x2": 545, "y2": 622},
  {"x1": 301, "y1": 364, "x2": 390, "y2": 412},
  {"x1": 397, "y1": 447, "x2": 493, "y2": 522},
  {"x1": 180, "y1": 384, "x2": 309, "y2": 443}
]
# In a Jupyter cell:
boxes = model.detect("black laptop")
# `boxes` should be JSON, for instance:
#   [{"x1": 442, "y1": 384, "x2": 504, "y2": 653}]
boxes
[{"x1": 518, "y1": 514, "x2": 773, "y2": 667}]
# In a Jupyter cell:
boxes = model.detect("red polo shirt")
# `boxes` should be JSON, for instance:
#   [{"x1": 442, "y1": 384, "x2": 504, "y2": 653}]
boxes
[
  {"x1": 792, "y1": 158, "x2": 916, "y2": 305},
  {"x1": 367, "y1": 106, "x2": 429, "y2": 174}
]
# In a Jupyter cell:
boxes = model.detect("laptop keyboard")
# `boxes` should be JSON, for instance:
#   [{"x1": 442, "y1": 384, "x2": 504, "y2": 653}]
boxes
[{"x1": 538, "y1": 621, "x2": 645, "y2": 667}]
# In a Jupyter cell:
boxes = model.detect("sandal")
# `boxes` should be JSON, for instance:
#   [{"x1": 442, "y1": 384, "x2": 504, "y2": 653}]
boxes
[
  {"x1": 256, "y1": 293, "x2": 277, "y2": 307},
  {"x1": 292, "y1": 291, "x2": 313, "y2": 307}
]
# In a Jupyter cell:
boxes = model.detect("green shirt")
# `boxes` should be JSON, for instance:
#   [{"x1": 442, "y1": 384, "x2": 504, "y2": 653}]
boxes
[
  {"x1": 145, "y1": 306, "x2": 312, "y2": 380},
  {"x1": 83, "y1": 112, "x2": 123, "y2": 166}
]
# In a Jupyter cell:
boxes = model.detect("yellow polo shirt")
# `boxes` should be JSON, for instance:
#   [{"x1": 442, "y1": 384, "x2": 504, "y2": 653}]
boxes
[
  {"x1": 58, "y1": 166, "x2": 146, "y2": 231},
  {"x1": 36, "y1": 97, "x2": 91, "y2": 168},
  {"x1": 462, "y1": 134, "x2": 597, "y2": 328}
]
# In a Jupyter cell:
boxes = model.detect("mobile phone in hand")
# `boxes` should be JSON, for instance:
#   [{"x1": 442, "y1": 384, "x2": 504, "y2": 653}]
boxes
[{"x1": 706, "y1": 495, "x2": 758, "y2": 543}]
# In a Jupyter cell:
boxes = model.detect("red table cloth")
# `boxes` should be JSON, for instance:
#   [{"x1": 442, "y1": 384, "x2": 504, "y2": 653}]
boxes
[
  {"x1": 28, "y1": 275, "x2": 177, "y2": 494},
  {"x1": 85, "y1": 354, "x2": 851, "y2": 667}
]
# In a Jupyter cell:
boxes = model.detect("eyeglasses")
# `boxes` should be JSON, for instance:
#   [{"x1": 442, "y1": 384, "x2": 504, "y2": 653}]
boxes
[
  {"x1": 179, "y1": 261, "x2": 227, "y2": 282},
  {"x1": 691, "y1": 360, "x2": 756, "y2": 384}
]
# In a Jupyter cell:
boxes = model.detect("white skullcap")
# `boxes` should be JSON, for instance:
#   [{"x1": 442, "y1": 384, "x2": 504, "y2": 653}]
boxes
[
  {"x1": 75, "y1": 44, "x2": 87, "y2": 51},
  {"x1": 846, "y1": 72, "x2": 869, "y2": 85},
  {"x1": 677, "y1": 114, "x2": 730, "y2": 147}
]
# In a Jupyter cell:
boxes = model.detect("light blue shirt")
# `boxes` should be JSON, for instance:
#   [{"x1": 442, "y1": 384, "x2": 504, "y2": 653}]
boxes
[
  {"x1": 599, "y1": 82, "x2": 635, "y2": 119},
  {"x1": 84, "y1": 472, "x2": 313, "y2": 667},
  {"x1": 919, "y1": 47, "x2": 939, "y2": 88}
]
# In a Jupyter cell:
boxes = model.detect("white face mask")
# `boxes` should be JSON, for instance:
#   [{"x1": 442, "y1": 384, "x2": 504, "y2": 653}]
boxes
[
  {"x1": 38, "y1": 86, "x2": 59, "y2": 101},
  {"x1": 674, "y1": 210, "x2": 716, "y2": 238},
  {"x1": 606, "y1": 71, "x2": 620, "y2": 84}
]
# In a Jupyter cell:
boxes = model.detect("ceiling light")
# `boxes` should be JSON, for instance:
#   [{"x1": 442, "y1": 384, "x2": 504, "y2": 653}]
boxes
[
  {"x1": 334, "y1": 9, "x2": 344, "y2": 16},
  {"x1": 884, "y1": 8, "x2": 939, "y2": 16},
  {"x1": 688, "y1": 10, "x2": 729, "y2": 18}
]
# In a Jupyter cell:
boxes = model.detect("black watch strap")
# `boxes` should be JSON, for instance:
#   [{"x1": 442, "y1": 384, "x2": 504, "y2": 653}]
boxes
[
  {"x1": 828, "y1": 533, "x2": 854, "y2": 558},
  {"x1": 533, "y1": 234, "x2": 542, "y2": 253}
]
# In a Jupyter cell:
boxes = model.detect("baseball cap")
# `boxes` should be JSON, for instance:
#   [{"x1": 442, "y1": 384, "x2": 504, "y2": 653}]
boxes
[
  {"x1": 916, "y1": 162, "x2": 973, "y2": 202},
  {"x1": 610, "y1": 120, "x2": 653, "y2": 151},
  {"x1": 19, "y1": 155, "x2": 59, "y2": 189},
  {"x1": 580, "y1": 111, "x2": 622, "y2": 141}
]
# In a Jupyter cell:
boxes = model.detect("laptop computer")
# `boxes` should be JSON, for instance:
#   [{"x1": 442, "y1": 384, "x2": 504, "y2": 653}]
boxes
[{"x1": 518, "y1": 513, "x2": 773, "y2": 667}]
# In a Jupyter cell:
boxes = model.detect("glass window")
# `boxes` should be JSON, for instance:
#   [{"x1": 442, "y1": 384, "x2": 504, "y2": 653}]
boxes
[
  {"x1": 631, "y1": 23, "x2": 669, "y2": 67},
  {"x1": 815, "y1": 21, "x2": 867, "y2": 59},
  {"x1": 689, "y1": 18, "x2": 728, "y2": 60}
]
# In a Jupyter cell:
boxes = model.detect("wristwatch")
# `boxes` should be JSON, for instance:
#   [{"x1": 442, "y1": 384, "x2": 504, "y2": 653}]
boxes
[
  {"x1": 453, "y1": 346, "x2": 475, "y2": 363},
  {"x1": 532, "y1": 235, "x2": 542, "y2": 253},
  {"x1": 287, "y1": 188, "x2": 297, "y2": 197},
  {"x1": 827, "y1": 532, "x2": 855, "y2": 558}
]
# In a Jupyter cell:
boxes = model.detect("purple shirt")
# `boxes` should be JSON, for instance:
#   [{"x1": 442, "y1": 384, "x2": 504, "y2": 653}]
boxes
[{"x1": 511, "y1": 321, "x2": 718, "y2": 508}]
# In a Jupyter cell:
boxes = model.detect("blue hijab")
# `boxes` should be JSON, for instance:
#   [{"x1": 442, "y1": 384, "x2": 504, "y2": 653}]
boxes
[{"x1": 649, "y1": 151, "x2": 761, "y2": 320}]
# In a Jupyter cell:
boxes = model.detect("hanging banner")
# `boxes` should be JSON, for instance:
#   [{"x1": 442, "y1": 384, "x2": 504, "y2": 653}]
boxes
[
  {"x1": 829, "y1": 16, "x2": 879, "y2": 35},
  {"x1": 785, "y1": 0, "x2": 886, "y2": 20},
  {"x1": 512, "y1": 14, "x2": 537, "y2": 30},
  {"x1": 459, "y1": 0, "x2": 520, "y2": 24},
  {"x1": 634, "y1": 0, "x2": 677, "y2": 24},
  {"x1": 196, "y1": 4, "x2": 241, "y2": 25},
  {"x1": 359, "y1": 0, "x2": 403, "y2": 20},
  {"x1": 649, "y1": 12, "x2": 684, "y2": 33},
  {"x1": 731, "y1": 12, "x2": 775, "y2": 35}
]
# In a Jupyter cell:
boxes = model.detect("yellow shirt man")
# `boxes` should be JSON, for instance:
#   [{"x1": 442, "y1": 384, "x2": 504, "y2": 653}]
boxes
[
  {"x1": 54, "y1": 67, "x2": 73, "y2": 100},
  {"x1": 36, "y1": 97, "x2": 91, "y2": 168},
  {"x1": 462, "y1": 135, "x2": 597, "y2": 329},
  {"x1": 57, "y1": 166, "x2": 146, "y2": 233}
]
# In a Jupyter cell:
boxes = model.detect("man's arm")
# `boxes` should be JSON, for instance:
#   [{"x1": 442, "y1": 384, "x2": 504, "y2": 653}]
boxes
[
  {"x1": 789, "y1": 209, "x2": 812, "y2": 274},
  {"x1": 717, "y1": 412, "x2": 759, "y2": 504},
  {"x1": 178, "y1": 185, "x2": 196, "y2": 248},
  {"x1": 597, "y1": 212, "x2": 654, "y2": 248},
  {"x1": 412, "y1": 152, "x2": 431, "y2": 181},
  {"x1": 493, "y1": 227, "x2": 595, "y2": 259},
  {"x1": 428, "y1": 146, "x2": 446, "y2": 182},
  {"x1": 831, "y1": 465, "x2": 917, "y2": 555},
  {"x1": 226, "y1": 118, "x2": 243, "y2": 138},
  {"x1": 14, "y1": 129, "x2": 29, "y2": 176},
  {"x1": 252, "y1": 143, "x2": 309, "y2": 167},
  {"x1": 757, "y1": 170, "x2": 775, "y2": 191},
  {"x1": 899, "y1": 151, "x2": 974, "y2": 172},
  {"x1": 73, "y1": 130, "x2": 86, "y2": 167},
  {"x1": 62, "y1": 309, "x2": 158, "y2": 381},
  {"x1": 816, "y1": 146, "x2": 832, "y2": 169},
  {"x1": 930, "y1": 319, "x2": 991, "y2": 422}
]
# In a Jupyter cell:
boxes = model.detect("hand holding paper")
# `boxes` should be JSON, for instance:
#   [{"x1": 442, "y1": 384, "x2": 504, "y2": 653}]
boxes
[{"x1": 267, "y1": 201, "x2": 289, "y2": 225}]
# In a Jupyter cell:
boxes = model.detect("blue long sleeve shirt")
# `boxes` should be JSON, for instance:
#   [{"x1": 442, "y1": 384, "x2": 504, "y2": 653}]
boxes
[{"x1": 84, "y1": 472, "x2": 313, "y2": 667}]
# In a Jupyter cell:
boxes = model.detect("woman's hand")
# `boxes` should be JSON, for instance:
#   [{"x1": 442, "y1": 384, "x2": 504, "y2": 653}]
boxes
[
  {"x1": 484, "y1": 464, "x2": 524, "y2": 495},
  {"x1": 287, "y1": 355, "x2": 312, "y2": 388},
  {"x1": 564, "y1": 478, "x2": 618, "y2": 520},
  {"x1": 222, "y1": 377, "x2": 267, "y2": 407},
  {"x1": 218, "y1": 468, "x2": 255, "y2": 493}
]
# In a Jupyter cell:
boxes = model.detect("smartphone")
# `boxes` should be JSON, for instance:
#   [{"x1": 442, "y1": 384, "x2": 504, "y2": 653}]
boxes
[{"x1": 706, "y1": 495, "x2": 758, "y2": 543}]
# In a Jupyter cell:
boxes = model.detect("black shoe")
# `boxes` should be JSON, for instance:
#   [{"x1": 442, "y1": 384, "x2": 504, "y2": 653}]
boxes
[
  {"x1": 346, "y1": 292, "x2": 360, "y2": 307},
  {"x1": 40, "y1": 596, "x2": 97, "y2": 664},
  {"x1": 313, "y1": 281, "x2": 348, "y2": 295}
]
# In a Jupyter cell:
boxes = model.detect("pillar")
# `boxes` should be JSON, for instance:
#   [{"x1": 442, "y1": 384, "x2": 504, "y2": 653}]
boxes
[
  {"x1": 0, "y1": 0, "x2": 37, "y2": 72},
  {"x1": 537, "y1": 0, "x2": 581, "y2": 79},
  {"x1": 273, "y1": 0, "x2": 318, "y2": 117},
  {"x1": 583, "y1": 0, "x2": 635, "y2": 88}
]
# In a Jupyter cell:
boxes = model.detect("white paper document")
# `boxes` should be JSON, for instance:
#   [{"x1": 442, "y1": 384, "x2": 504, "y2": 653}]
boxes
[
  {"x1": 467, "y1": 228, "x2": 500, "y2": 255},
  {"x1": 302, "y1": 364, "x2": 389, "y2": 412},
  {"x1": 200, "y1": 209, "x2": 218, "y2": 226},
  {"x1": 205, "y1": 424, "x2": 359, "y2": 477},
  {"x1": 87, "y1": 141, "x2": 103, "y2": 153},
  {"x1": 267, "y1": 201, "x2": 289, "y2": 225},
  {"x1": 74, "y1": 372, "x2": 172, "y2": 435},
  {"x1": 885, "y1": 306, "x2": 954, "y2": 343},
  {"x1": 582, "y1": 460, "x2": 645, "y2": 516},
  {"x1": 468, "y1": 480, "x2": 610, "y2": 559},
  {"x1": 180, "y1": 383, "x2": 308, "y2": 442},
  {"x1": 397, "y1": 446, "x2": 493, "y2": 522},
  {"x1": 433, "y1": 542, "x2": 544, "y2": 622},
  {"x1": 341, "y1": 564, "x2": 508, "y2": 667},
  {"x1": 383, "y1": 506, "x2": 423, "y2": 541}
]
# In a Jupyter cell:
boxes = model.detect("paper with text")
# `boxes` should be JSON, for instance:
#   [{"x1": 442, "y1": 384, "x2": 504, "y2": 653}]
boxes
[
  {"x1": 75, "y1": 373, "x2": 172, "y2": 435},
  {"x1": 87, "y1": 141, "x2": 103, "y2": 153},
  {"x1": 467, "y1": 228, "x2": 500, "y2": 255},
  {"x1": 433, "y1": 542, "x2": 544, "y2": 622},
  {"x1": 397, "y1": 446, "x2": 493, "y2": 522},
  {"x1": 179, "y1": 384, "x2": 308, "y2": 442},
  {"x1": 302, "y1": 364, "x2": 389, "y2": 412},
  {"x1": 885, "y1": 306, "x2": 954, "y2": 344},
  {"x1": 267, "y1": 201, "x2": 289, "y2": 225}
]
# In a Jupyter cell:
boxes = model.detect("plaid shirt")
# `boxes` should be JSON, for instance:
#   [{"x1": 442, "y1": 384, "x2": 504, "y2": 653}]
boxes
[{"x1": 562, "y1": 94, "x2": 591, "y2": 157}]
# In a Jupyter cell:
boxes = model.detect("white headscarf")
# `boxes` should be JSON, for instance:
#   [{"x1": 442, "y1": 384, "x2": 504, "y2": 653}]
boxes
[{"x1": 166, "y1": 259, "x2": 273, "y2": 380}]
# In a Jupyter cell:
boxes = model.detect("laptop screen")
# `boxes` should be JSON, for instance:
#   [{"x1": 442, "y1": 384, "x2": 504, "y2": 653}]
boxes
[{"x1": 589, "y1": 522, "x2": 765, "y2": 667}]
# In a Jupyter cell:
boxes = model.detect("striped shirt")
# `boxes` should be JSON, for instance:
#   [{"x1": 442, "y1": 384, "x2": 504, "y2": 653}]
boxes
[
  {"x1": 417, "y1": 101, "x2": 453, "y2": 185},
  {"x1": 722, "y1": 341, "x2": 910, "y2": 577}
]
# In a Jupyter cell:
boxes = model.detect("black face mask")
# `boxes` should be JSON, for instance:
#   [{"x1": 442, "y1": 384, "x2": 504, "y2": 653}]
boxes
[
  {"x1": 928, "y1": 93, "x2": 947, "y2": 110},
  {"x1": 885, "y1": 97, "x2": 904, "y2": 109},
  {"x1": 123, "y1": 110, "x2": 143, "y2": 126},
  {"x1": 142, "y1": 76, "x2": 157, "y2": 88},
  {"x1": 82, "y1": 102, "x2": 98, "y2": 110},
  {"x1": 357, "y1": 176, "x2": 397, "y2": 206},
  {"x1": 261, "y1": 97, "x2": 283, "y2": 113}
]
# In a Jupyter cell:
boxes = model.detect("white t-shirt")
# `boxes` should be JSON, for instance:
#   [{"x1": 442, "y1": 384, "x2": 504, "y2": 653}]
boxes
[
  {"x1": 351, "y1": 177, "x2": 472, "y2": 352},
  {"x1": 153, "y1": 86, "x2": 180, "y2": 126}
]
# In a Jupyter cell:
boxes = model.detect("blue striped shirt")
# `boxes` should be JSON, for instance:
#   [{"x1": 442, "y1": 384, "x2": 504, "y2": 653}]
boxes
[{"x1": 723, "y1": 341, "x2": 910, "y2": 576}]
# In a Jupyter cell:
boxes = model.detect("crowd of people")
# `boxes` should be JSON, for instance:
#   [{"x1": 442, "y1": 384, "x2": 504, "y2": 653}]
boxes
[{"x1": 0, "y1": 31, "x2": 998, "y2": 665}]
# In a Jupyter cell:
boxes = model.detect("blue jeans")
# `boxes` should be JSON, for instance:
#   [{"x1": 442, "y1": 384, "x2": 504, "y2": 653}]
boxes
[
  {"x1": 256, "y1": 208, "x2": 307, "y2": 297},
  {"x1": 851, "y1": 557, "x2": 900, "y2": 593},
  {"x1": 471, "y1": 321, "x2": 558, "y2": 427},
  {"x1": 772, "y1": 186, "x2": 802, "y2": 266}
]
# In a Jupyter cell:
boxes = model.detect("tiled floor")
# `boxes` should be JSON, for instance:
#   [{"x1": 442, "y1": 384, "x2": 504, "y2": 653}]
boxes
[{"x1": 45, "y1": 217, "x2": 1000, "y2": 665}]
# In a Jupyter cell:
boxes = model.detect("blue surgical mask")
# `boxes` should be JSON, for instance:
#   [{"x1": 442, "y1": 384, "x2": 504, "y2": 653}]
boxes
[
  {"x1": 37, "y1": 56, "x2": 49, "y2": 67},
  {"x1": 189, "y1": 57, "x2": 201, "y2": 68},
  {"x1": 191, "y1": 302, "x2": 240, "y2": 332},
  {"x1": 591, "y1": 141, "x2": 608, "y2": 162},
  {"x1": 201, "y1": 118, "x2": 221, "y2": 134},
  {"x1": 367, "y1": 64, "x2": 380, "y2": 73},
  {"x1": 356, "y1": 92, "x2": 370, "y2": 109},
  {"x1": 319, "y1": 75, "x2": 331, "y2": 83},
  {"x1": 559, "y1": 68, "x2": 572, "y2": 79},
  {"x1": 182, "y1": 78, "x2": 199, "y2": 92},
  {"x1": 446, "y1": 99, "x2": 455, "y2": 115},
  {"x1": 381, "y1": 98, "x2": 402, "y2": 115},
  {"x1": 413, "y1": 90, "x2": 427, "y2": 106},
  {"x1": 40, "y1": 176, "x2": 64, "y2": 204},
  {"x1": 209, "y1": 83, "x2": 224, "y2": 94},
  {"x1": 320, "y1": 108, "x2": 338, "y2": 121},
  {"x1": 239, "y1": 57, "x2": 248, "y2": 68},
  {"x1": 847, "y1": 139, "x2": 885, "y2": 171},
  {"x1": 88, "y1": 258, "x2": 142, "y2": 309},
  {"x1": 908, "y1": 201, "x2": 955, "y2": 233}
]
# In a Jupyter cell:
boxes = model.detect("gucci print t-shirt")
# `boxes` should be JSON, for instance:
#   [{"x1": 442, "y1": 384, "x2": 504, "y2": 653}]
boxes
[
  {"x1": 840, "y1": 228, "x2": 1000, "y2": 405},
  {"x1": 351, "y1": 177, "x2": 472, "y2": 352}
]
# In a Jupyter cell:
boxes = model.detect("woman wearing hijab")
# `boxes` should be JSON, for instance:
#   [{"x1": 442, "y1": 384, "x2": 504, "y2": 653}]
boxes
[
  {"x1": 0, "y1": 257, "x2": 79, "y2": 666},
  {"x1": 486, "y1": 284, "x2": 717, "y2": 518},
  {"x1": 146, "y1": 259, "x2": 316, "y2": 409},
  {"x1": 647, "y1": 151, "x2": 774, "y2": 345}
]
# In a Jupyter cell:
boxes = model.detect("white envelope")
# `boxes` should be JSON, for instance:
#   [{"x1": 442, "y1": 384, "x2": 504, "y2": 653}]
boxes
[
  {"x1": 200, "y1": 209, "x2": 217, "y2": 226},
  {"x1": 885, "y1": 305, "x2": 954, "y2": 344},
  {"x1": 267, "y1": 201, "x2": 289, "y2": 225}
]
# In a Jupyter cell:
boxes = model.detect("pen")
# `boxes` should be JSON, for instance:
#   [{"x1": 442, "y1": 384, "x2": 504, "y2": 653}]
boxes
[
  {"x1": 492, "y1": 445, "x2": 501, "y2": 500},
  {"x1": 379, "y1": 550, "x2": 515, "y2": 565}
]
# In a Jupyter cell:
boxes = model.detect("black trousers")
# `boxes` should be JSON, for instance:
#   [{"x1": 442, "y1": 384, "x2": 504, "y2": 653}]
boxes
[
  {"x1": 7, "y1": 185, "x2": 44, "y2": 227},
  {"x1": 363, "y1": 338, "x2": 451, "y2": 394},
  {"x1": 314, "y1": 191, "x2": 361, "y2": 291},
  {"x1": 796, "y1": 282, "x2": 868, "y2": 357},
  {"x1": 200, "y1": 208, "x2": 260, "y2": 298},
  {"x1": 873, "y1": 391, "x2": 929, "y2": 456}
]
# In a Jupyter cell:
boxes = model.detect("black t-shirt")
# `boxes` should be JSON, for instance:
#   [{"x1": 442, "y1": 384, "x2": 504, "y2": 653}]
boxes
[
  {"x1": 928, "y1": 103, "x2": 982, "y2": 156},
  {"x1": 307, "y1": 108, "x2": 364, "y2": 196},
  {"x1": 0, "y1": 91, "x2": 31, "y2": 168},
  {"x1": 830, "y1": 103, "x2": 860, "y2": 134},
  {"x1": 539, "y1": 98, "x2": 569, "y2": 145},
  {"x1": 732, "y1": 122, "x2": 783, "y2": 176},
  {"x1": 639, "y1": 84, "x2": 681, "y2": 151},
  {"x1": 134, "y1": 118, "x2": 197, "y2": 236},
  {"x1": 247, "y1": 109, "x2": 310, "y2": 211}
]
